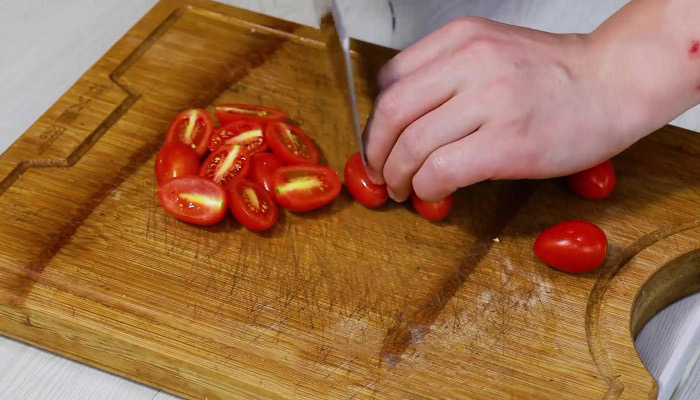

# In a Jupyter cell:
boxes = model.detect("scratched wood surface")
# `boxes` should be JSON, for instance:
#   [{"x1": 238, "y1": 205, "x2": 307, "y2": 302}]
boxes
[{"x1": 1, "y1": 1, "x2": 700, "y2": 399}]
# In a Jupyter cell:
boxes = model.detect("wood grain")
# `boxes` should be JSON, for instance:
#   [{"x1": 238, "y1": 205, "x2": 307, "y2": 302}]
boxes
[{"x1": 1, "y1": 1, "x2": 699, "y2": 398}]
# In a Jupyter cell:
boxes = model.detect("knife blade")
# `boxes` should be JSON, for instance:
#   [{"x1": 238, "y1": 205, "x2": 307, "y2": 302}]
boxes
[{"x1": 315, "y1": 0, "x2": 367, "y2": 166}]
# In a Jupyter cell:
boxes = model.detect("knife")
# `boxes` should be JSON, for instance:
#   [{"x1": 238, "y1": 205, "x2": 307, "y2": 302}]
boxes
[{"x1": 314, "y1": 0, "x2": 367, "y2": 166}]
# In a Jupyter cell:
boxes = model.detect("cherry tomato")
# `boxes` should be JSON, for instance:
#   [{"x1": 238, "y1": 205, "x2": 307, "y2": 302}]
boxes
[
  {"x1": 157, "y1": 176, "x2": 227, "y2": 225},
  {"x1": 165, "y1": 109, "x2": 214, "y2": 156},
  {"x1": 411, "y1": 192, "x2": 453, "y2": 222},
  {"x1": 208, "y1": 120, "x2": 267, "y2": 155},
  {"x1": 344, "y1": 152, "x2": 388, "y2": 208},
  {"x1": 250, "y1": 152, "x2": 285, "y2": 193},
  {"x1": 227, "y1": 179, "x2": 278, "y2": 231},
  {"x1": 266, "y1": 122, "x2": 320, "y2": 165},
  {"x1": 199, "y1": 144, "x2": 250, "y2": 188},
  {"x1": 215, "y1": 104, "x2": 287, "y2": 125},
  {"x1": 272, "y1": 165, "x2": 341, "y2": 212},
  {"x1": 533, "y1": 221, "x2": 607, "y2": 273},
  {"x1": 566, "y1": 160, "x2": 616, "y2": 200},
  {"x1": 154, "y1": 142, "x2": 200, "y2": 186}
]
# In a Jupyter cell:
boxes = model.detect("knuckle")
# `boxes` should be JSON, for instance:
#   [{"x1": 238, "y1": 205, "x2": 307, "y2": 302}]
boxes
[
  {"x1": 374, "y1": 88, "x2": 403, "y2": 121},
  {"x1": 427, "y1": 152, "x2": 458, "y2": 191},
  {"x1": 445, "y1": 16, "x2": 486, "y2": 36},
  {"x1": 399, "y1": 125, "x2": 428, "y2": 161},
  {"x1": 463, "y1": 36, "x2": 499, "y2": 57}
]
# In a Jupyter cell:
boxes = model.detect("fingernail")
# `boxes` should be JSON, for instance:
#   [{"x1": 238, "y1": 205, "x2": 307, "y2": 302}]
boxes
[
  {"x1": 387, "y1": 187, "x2": 398, "y2": 201},
  {"x1": 367, "y1": 170, "x2": 385, "y2": 185}
]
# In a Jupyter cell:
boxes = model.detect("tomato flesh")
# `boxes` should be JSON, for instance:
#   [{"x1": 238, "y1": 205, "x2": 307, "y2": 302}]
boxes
[
  {"x1": 344, "y1": 152, "x2": 388, "y2": 208},
  {"x1": 566, "y1": 160, "x2": 616, "y2": 200},
  {"x1": 209, "y1": 120, "x2": 267, "y2": 155},
  {"x1": 227, "y1": 179, "x2": 278, "y2": 231},
  {"x1": 411, "y1": 192, "x2": 453, "y2": 221},
  {"x1": 533, "y1": 220, "x2": 607, "y2": 273},
  {"x1": 157, "y1": 176, "x2": 227, "y2": 225},
  {"x1": 199, "y1": 144, "x2": 250, "y2": 188},
  {"x1": 273, "y1": 165, "x2": 341, "y2": 212},
  {"x1": 165, "y1": 109, "x2": 214, "y2": 156},
  {"x1": 154, "y1": 142, "x2": 200, "y2": 186},
  {"x1": 215, "y1": 104, "x2": 287, "y2": 125},
  {"x1": 266, "y1": 122, "x2": 320, "y2": 165},
  {"x1": 250, "y1": 152, "x2": 285, "y2": 193}
]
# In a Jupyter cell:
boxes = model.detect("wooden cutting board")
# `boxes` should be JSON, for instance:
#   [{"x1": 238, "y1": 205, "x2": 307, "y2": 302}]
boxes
[{"x1": 1, "y1": 1, "x2": 699, "y2": 398}]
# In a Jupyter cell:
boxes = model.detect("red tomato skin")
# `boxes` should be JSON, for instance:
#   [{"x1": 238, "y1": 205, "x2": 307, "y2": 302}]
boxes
[
  {"x1": 215, "y1": 104, "x2": 287, "y2": 125},
  {"x1": 344, "y1": 152, "x2": 388, "y2": 208},
  {"x1": 227, "y1": 180, "x2": 278, "y2": 231},
  {"x1": 411, "y1": 192, "x2": 453, "y2": 221},
  {"x1": 266, "y1": 122, "x2": 320, "y2": 165},
  {"x1": 199, "y1": 144, "x2": 250, "y2": 188},
  {"x1": 272, "y1": 165, "x2": 341, "y2": 212},
  {"x1": 154, "y1": 142, "x2": 200, "y2": 186},
  {"x1": 208, "y1": 120, "x2": 267, "y2": 154},
  {"x1": 566, "y1": 160, "x2": 616, "y2": 200},
  {"x1": 157, "y1": 176, "x2": 227, "y2": 226},
  {"x1": 533, "y1": 221, "x2": 608, "y2": 273},
  {"x1": 250, "y1": 152, "x2": 285, "y2": 193},
  {"x1": 164, "y1": 109, "x2": 214, "y2": 156}
]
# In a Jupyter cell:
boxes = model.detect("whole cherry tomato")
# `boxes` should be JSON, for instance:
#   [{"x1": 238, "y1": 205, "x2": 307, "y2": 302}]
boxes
[
  {"x1": 154, "y1": 142, "x2": 200, "y2": 186},
  {"x1": 566, "y1": 160, "x2": 616, "y2": 200},
  {"x1": 411, "y1": 192, "x2": 453, "y2": 222},
  {"x1": 533, "y1": 220, "x2": 607, "y2": 273},
  {"x1": 344, "y1": 152, "x2": 388, "y2": 208},
  {"x1": 250, "y1": 152, "x2": 285, "y2": 193}
]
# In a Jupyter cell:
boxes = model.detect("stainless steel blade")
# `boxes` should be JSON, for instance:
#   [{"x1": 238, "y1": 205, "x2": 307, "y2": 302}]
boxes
[{"x1": 315, "y1": 0, "x2": 366, "y2": 166}]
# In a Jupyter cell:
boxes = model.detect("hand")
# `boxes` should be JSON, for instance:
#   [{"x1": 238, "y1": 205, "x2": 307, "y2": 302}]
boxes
[{"x1": 362, "y1": 17, "x2": 664, "y2": 202}]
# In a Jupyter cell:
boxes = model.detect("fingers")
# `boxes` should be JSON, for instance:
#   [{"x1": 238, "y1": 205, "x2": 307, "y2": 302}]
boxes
[
  {"x1": 381, "y1": 95, "x2": 486, "y2": 202},
  {"x1": 412, "y1": 129, "x2": 509, "y2": 202},
  {"x1": 363, "y1": 56, "x2": 461, "y2": 184},
  {"x1": 378, "y1": 17, "x2": 486, "y2": 88}
]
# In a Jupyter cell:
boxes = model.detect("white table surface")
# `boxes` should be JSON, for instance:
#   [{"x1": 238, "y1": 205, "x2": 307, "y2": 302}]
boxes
[{"x1": 1, "y1": 1, "x2": 699, "y2": 399}]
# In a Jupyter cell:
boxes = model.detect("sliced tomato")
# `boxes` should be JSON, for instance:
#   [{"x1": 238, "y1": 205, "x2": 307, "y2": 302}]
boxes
[
  {"x1": 344, "y1": 152, "x2": 388, "y2": 208},
  {"x1": 411, "y1": 192, "x2": 454, "y2": 222},
  {"x1": 208, "y1": 120, "x2": 267, "y2": 154},
  {"x1": 566, "y1": 160, "x2": 616, "y2": 200},
  {"x1": 165, "y1": 109, "x2": 214, "y2": 156},
  {"x1": 266, "y1": 122, "x2": 320, "y2": 165},
  {"x1": 157, "y1": 176, "x2": 227, "y2": 225},
  {"x1": 215, "y1": 104, "x2": 287, "y2": 125},
  {"x1": 154, "y1": 142, "x2": 200, "y2": 186},
  {"x1": 250, "y1": 152, "x2": 285, "y2": 193},
  {"x1": 227, "y1": 179, "x2": 278, "y2": 231},
  {"x1": 272, "y1": 165, "x2": 341, "y2": 212},
  {"x1": 199, "y1": 144, "x2": 250, "y2": 187}
]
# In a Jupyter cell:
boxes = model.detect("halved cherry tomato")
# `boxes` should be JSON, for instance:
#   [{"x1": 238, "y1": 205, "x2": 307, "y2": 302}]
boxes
[
  {"x1": 273, "y1": 165, "x2": 341, "y2": 212},
  {"x1": 533, "y1": 221, "x2": 607, "y2": 273},
  {"x1": 199, "y1": 144, "x2": 250, "y2": 188},
  {"x1": 154, "y1": 142, "x2": 200, "y2": 186},
  {"x1": 566, "y1": 160, "x2": 616, "y2": 200},
  {"x1": 266, "y1": 122, "x2": 320, "y2": 165},
  {"x1": 411, "y1": 192, "x2": 453, "y2": 222},
  {"x1": 215, "y1": 104, "x2": 287, "y2": 125},
  {"x1": 344, "y1": 152, "x2": 388, "y2": 208},
  {"x1": 165, "y1": 109, "x2": 214, "y2": 156},
  {"x1": 208, "y1": 120, "x2": 267, "y2": 154},
  {"x1": 250, "y1": 152, "x2": 285, "y2": 193},
  {"x1": 227, "y1": 179, "x2": 278, "y2": 231},
  {"x1": 157, "y1": 176, "x2": 227, "y2": 225}
]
